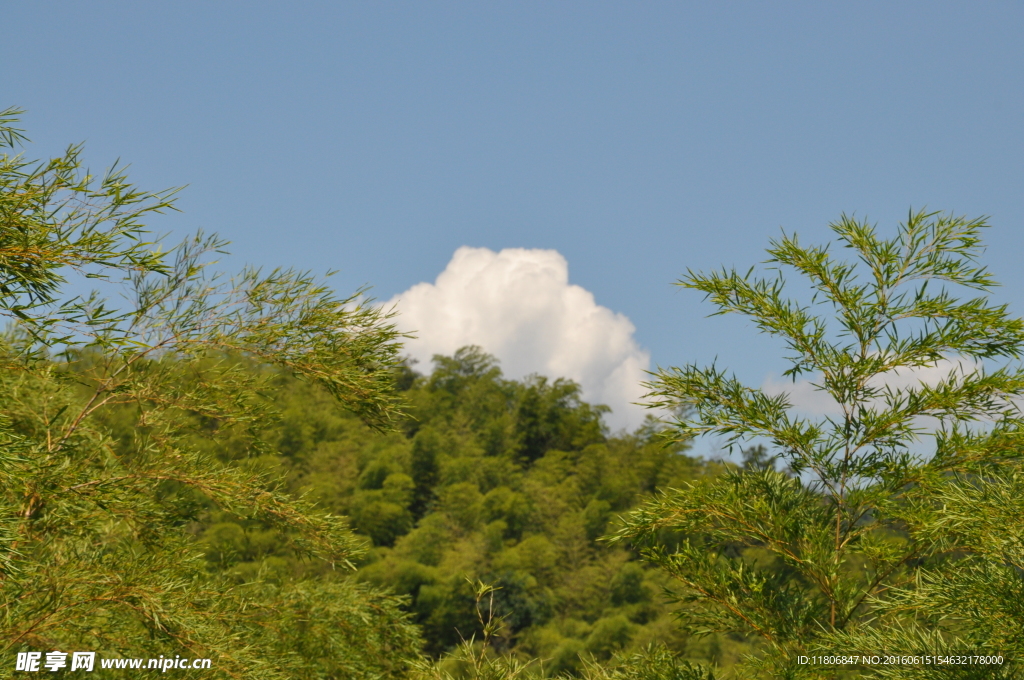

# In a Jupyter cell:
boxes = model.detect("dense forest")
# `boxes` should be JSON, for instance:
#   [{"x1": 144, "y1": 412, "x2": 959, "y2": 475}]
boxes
[
  {"x1": 194, "y1": 349, "x2": 746, "y2": 671},
  {"x1": 90, "y1": 346, "x2": 751, "y2": 675},
  {"x1": 4, "y1": 110, "x2": 1024, "y2": 679}
]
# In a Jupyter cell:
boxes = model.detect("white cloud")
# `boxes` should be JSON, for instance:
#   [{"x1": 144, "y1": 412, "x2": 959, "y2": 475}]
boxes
[
  {"x1": 761, "y1": 357, "x2": 984, "y2": 416},
  {"x1": 387, "y1": 246, "x2": 651, "y2": 430}
]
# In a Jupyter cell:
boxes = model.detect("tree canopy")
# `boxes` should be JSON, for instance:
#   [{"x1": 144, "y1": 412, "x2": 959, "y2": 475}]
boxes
[{"x1": 617, "y1": 212, "x2": 1024, "y2": 679}]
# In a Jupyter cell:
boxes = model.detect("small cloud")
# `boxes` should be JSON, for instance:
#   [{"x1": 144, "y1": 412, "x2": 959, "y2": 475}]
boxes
[
  {"x1": 761, "y1": 357, "x2": 984, "y2": 417},
  {"x1": 387, "y1": 246, "x2": 651, "y2": 430}
]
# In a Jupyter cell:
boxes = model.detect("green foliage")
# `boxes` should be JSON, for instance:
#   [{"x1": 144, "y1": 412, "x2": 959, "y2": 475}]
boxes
[
  {"x1": 235, "y1": 579, "x2": 423, "y2": 679},
  {"x1": 0, "y1": 112, "x2": 417, "y2": 678},
  {"x1": 196, "y1": 344, "x2": 734, "y2": 675},
  {"x1": 0, "y1": 107, "x2": 173, "y2": 338},
  {"x1": 579, "y1": 645, "x2": 719, "y2": 680},
  {"x1": 407, "y1": 580, "x2": 540, "y2": 680},
  {"x1": 616, "y1": 212, "x2": 1024, "y2": 677},
  {"x1": 816, "y1": 470, "x2": 1024, "y2": 679}
]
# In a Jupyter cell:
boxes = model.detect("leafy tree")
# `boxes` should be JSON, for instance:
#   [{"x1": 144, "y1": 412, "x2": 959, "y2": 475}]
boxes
[
  {"x1": 0, "y1": 109, "x2": 418, "y2": 678},
  {"x1": 616, "y1": 212, "x2": 1024, "y2": 678}
]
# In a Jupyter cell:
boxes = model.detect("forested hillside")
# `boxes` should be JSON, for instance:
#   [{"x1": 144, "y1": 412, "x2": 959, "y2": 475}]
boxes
[{"x1": 151, "y1": 347, "x2": 745, "y2": 674}]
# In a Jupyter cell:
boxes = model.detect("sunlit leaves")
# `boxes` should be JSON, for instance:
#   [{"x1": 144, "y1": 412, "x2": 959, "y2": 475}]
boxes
[
  {"x1": 0, "y1": 111, "x2": 411, "y2": 678},
  {"x1": 622, "y1": 212, "x2": 1024, "y2": 677}
]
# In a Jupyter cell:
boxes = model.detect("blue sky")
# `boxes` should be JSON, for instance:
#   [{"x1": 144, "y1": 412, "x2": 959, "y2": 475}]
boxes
[{"x1": 5, "y1": 2, "x2": 1024, "y2": 433}]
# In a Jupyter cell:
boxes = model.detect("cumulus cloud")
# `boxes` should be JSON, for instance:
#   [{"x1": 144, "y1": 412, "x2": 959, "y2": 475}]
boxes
[
  {"x1": 387, "y1": 246, "x2": 651, "y2": 430},
  {"x1": 761, "y1": 357, "x2": 984, "y2": 416}
]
